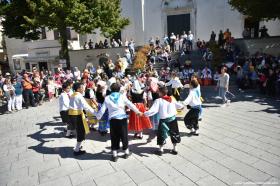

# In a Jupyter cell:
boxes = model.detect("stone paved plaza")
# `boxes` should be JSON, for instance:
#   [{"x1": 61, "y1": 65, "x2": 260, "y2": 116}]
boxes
[{"x1": 0, "y1": 87, "x2": 279, "y2": 186}]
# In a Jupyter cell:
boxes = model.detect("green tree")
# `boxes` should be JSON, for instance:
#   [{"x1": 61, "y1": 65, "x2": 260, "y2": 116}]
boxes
[
  {"x1": 228, "y1": 0, "x2": 280, "y2": 20},
  {"x1": 0, "y1": 0, "x2": 129, "y2": 68}
]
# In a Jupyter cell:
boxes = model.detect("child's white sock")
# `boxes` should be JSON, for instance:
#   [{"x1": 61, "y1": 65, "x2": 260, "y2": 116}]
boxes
[
  {"x1": 124, "y1": 148, "x2": 130, "y2": 155},
  {"x1": 66, "y1": 130, "x2": 71, "y2": 136},
  {"x1": 74, "y1": 142, "x2": 82, "y2": 152},
  {"x1": 173, "y1": 144, "x2": 177, "y2": 151},
  {"x1": 159, "y1": 145, "x2": 163, "y2": 152},
  {"x1": 112, "y1": 150, "x2": 117, "y2": 157}
]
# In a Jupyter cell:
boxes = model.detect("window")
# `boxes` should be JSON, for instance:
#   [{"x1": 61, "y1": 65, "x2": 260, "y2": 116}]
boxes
[
  {"x1": 41, "y1": 27, "x2": 46, "y2": 39},
  {"x1": 25, "y1": 62, "x2": 30, "y2": 70},
  {"x1": 53, "y1": 30, "x2": 60, "y2": 40},
  {"x1": 66, "y1": 27, "x2": 71, "y2": 40}
]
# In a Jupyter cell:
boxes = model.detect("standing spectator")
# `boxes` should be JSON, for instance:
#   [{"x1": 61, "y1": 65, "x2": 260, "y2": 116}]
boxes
[
  {"x1": 223, "y1": 28, "x2": 231, "y2": 43},
  {"x1": 210, "y1": 31, "x2": 216, "y2": 43},
  {"x1": 83, "y1": 42, "x2": 88, "y2": 49},
  {"x1": 170, "y1": 33, "x2": 176, "y2": 52},
  {"x1": 47, "y1": 77, "x2": 56, "y2": 101},
  {"x1": 22, "y1": 73, "x2": 35, "y2": 109},
  {"x1": 73, "y1": 67, "x2": 81, "y2": 82},
  {"x1": 187, "y1": 31, "x2": 194, "y2": 50},
  {"x1": 3, "y1": 78, "x2": 15, "y2": 113},
  {"x1": 104, "y1": 39, "x2": 110, "y2": 48},
  {"x1": 155, "y1": 36, "x2": 160, "y2": 46},
  {"x1": 242, "y1": 28, "x2": 251, "y2": 39},
  {"x1": 128, "y1": 39, "x2": 135, "y2": 57},
  {"x1": 259, "y1": 26, "x2": 269, "y2": 38},
  {"x1": 12, "y1": 78, "x2": 23, "y2": 111},
  {"x1": 218, "y1": 30, "x2": 224, "y2": 47},
  {"x1": 216, "y1": 67, "x2": 230, "y2": 106},
  {"x1": 111, "y1": 39, "x2": 119, "y2": 48},
  {"x1": 266, "y1": 69, "x2": 276, "y2": 97},
  {"x1": 88, "y1": 39, "x2": 93, "y2": 49},
  {"x1": 118, "y1": 39, "x2": 123, "y2": 47}
]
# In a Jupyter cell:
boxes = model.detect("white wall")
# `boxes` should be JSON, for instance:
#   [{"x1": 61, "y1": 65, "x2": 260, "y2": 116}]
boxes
[
  {"x1": 196, "y1": 0, "x2": 243, "y2": 41},
  {"x1": 121, "y1": 0, "x2": 136, "y2": 43},
  {"x1": 260, "y1": 19, "x2": 280, "y2": 37},
  {"x1": 143, "y1": 0, "x2": 163, "y2": 43},
  {"x1": 5, "y1": 37, "x2": 28, "y2": 72}
]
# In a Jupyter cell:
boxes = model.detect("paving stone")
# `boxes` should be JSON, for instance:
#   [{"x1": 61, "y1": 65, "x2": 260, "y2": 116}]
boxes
[
  {"x1": 94, "y1": 171, "x2": 132, "y2": 186},
  {"x1": 251, "y1": 160, "x2": 280, "y2": 179},
  {"x1": 220, "y1": 147, "x2": 259, "y2": 165},
  {"x1": 39, "y1": 162, "x2": 81, "y2": 184},
  {"x1": 69, "y1": 163, "x2": 115, "y2": 185},
  {"x1": 124, "y1": 165, "x2": 156, "y2": 184},
  {"x1": 219, "y1": 157, "x2": 271, "y2": 182},
  {"x1": 195, "y1": 175, "x2": 227, "y2": 186},
  {"x1": 0, "y1": 167, "x2": 28, "y2": 186},
  {"x1": 138, "y1": 178, "x2": 167, "y2": 186},
  {"x1": 198, "y1": 160, "x2": 248, "y2": 185},
  {"x1": 38, "y1": 176, "x2": 72, "y2": 186},
  {"x1": 172, "y1": 176, "x2": 197, "y2": 186},
  {"x1": 175, "y1": 162, "x2": 209, "y2": 182}
]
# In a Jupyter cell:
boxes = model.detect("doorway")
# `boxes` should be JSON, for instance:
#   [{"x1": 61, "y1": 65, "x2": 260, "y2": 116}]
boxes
[
  {"x1": 38, "y1": 62, "x2": 48, "y2": 71},
  {"x1": 244, "y1": 18, "x2": 259, "y2": 38},
  {"x1": 167, "y1": 14, "x2": 190, "y2": 36}
]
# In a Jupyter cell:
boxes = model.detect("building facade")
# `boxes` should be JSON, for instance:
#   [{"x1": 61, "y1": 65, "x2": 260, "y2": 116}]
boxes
[
  {"x1": 120, "y1": 0, "x2": 280, "y2": 45},
  {"x1": 5, "y1": 28, "x2": 81, "y2": 73}
]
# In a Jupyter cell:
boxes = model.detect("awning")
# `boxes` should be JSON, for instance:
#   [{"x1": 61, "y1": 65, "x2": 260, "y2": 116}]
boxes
[
  {"x1": 12, "y1": 54, "x2": 29, "y2": 58},
  {"x1": 25, "y1": 56, "x2": 58, "y2": 62}
]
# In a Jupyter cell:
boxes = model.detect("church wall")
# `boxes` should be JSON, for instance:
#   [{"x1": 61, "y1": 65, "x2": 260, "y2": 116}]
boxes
[
  {"x1": 196, "y1": 0, "x2": 243, "y2": 41},
  {"x1": 260, "y1": 19, "x2": 280, "y2": 37}
]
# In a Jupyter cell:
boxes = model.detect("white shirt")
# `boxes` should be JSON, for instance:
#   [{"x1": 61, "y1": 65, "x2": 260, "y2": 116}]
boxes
[
  {"x1": 69, "y1": 92, "x2": 95, "y2": 113},
  {"x1": 144, "y1": 98, "x2": 183, "y2": 119},
  {"x1": 165, "y1": 78, "x2": 183, "y2": 88},
  {"x1": 95, "y1": 93, "x2": 140, "y2": 120},
  {"x1": 59, "y1": 92, "x2": 70, "y2": 111},
  {"x1": 187, "y1": 34, "x2": 194, "y2": 41},
  {"x1": 183, "y1": 88, "x2": 202, "y2": 107}
]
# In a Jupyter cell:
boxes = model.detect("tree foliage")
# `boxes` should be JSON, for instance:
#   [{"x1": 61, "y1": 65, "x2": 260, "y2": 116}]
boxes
[
  {"x1": 0, "y1": 0, "x2": 129, "y2": 68},
  {"x1": 228, "y1": 0, "x2": 280, "y2": 20}
]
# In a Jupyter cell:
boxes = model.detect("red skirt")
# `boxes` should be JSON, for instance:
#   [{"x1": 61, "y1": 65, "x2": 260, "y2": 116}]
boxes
[{"x1": 128, "y1": 103, "x2": 152, "y2": 132}]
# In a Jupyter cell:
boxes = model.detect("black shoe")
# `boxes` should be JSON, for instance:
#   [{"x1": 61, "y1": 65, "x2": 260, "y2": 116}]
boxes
[
  {"x1": 155, "y1": 150, "x2": 163, "y2": 156},
  {"x1": 73, "y1": 150, "x2": 86, "y2": 156},
  {"x1": 90, "y1": 127, "x2": 97, "y2": 131},
  {"x1": 123, "y1": 152, "x2": 132, "y2": 159},
  {"x1": 191, "y1": 131, "x2": 199, "y2": 136},
  {"x1": 133, "y1": 133, "x2": 138, "y2": 139},
  {"x1": 112, "y1": 156, "x2": 118, "y2": 162},
  {"x1": 171, "y1": 150, "x2": 178, "y2": 155},
  {"x1": 137, "y1": 136, "x2": 143, "y2": 139},
  {"x1": 65, "y1": 134, "x2": 75, "y2": 139}
]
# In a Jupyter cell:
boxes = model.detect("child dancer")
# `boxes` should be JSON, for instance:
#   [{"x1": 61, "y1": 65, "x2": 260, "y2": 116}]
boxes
[
  {"x1": 59, "y1": 83, "x2": 74, "y2": 138},
  {"x1": 144, "y1": 86, "x2": 183, "y2": 156},
  {"x1": 183, "y1": 79, "x2": 202, "y2": 136},
  {"x1": 3, "y1": 78, "x2": 15, "y2": 113},
  {"x1": 94, "y1": 83, "x2": 142, "y2": 162},
  {"x1": 12, "y1": 78, "x2": 23, "y2": 111},
  {"x1": 68, "y1": 83, "x2": 96, "y2": 156},
  {"x1": 47, "y1": 77, "x2": 55, "y2": 101},
  {"x1": 128, "y1": 85, "x2": 152, "y2": 139},
  {"x1": 96, "y1": 84, "x2": 109, "y2": 136},
  {"x1": 84, "y1": 82, "x2": 98, "y2": 131}
]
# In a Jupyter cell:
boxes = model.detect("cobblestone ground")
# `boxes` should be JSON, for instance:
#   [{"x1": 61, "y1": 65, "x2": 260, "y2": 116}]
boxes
[{"x1": 0, "y1": 87, "x2": 279, "y2": 186}]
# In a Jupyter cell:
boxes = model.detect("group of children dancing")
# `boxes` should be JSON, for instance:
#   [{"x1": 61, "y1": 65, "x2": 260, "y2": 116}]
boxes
[{"x1": 59, "y1": 73, "x2": 202, "y2": 162}]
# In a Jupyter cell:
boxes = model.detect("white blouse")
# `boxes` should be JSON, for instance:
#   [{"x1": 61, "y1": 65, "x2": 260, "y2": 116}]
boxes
[
  {"x1": 144, "y1": 98, "x2": 183, "y2": 119},
  {"x1": 95, "y1": 94, "x2": 140, "y2": 120}
]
